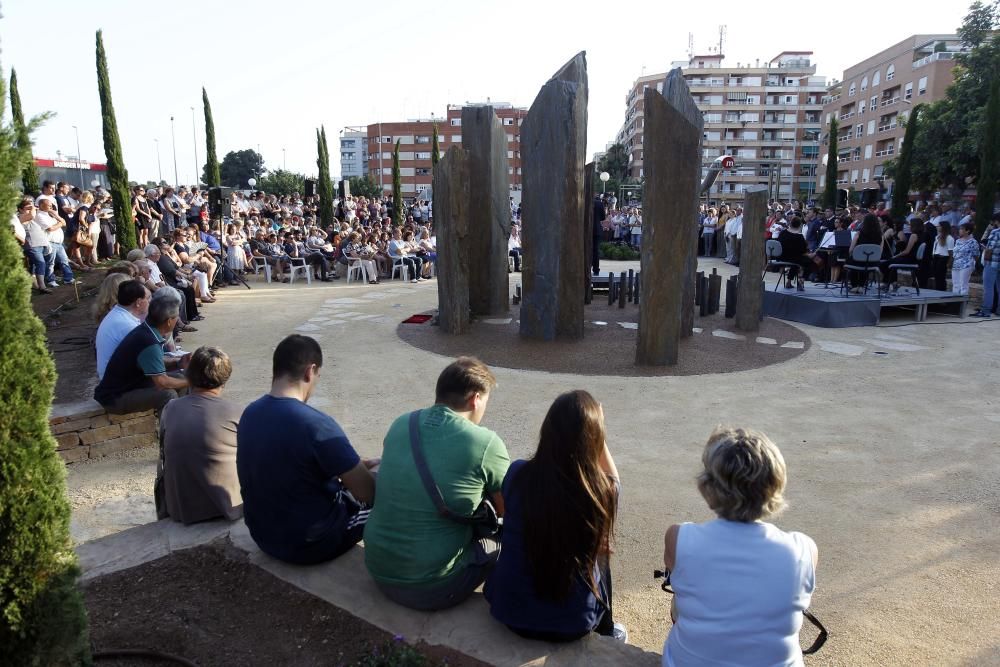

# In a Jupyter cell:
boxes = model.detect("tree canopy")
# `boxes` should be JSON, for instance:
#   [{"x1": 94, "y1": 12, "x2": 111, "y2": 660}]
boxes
[
  {"x1": 349, "y1": 175, "x2": 381, "y2": 199},
  {"x1": 257, "y1": 169, "x2": 305, "y2": 197},
  {"x1": 219, "y1": 149, "x2": 264, "y2": 189}
]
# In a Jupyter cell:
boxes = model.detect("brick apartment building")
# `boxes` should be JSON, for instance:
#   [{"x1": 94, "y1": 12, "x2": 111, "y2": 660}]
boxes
[
  {"x1": 820, "y1": 34, "x2": 963, "y2": 196},
  {"x1": 363, "y1": 102, "x2": 527, "y2": 201},
  {"x1": 616, "y1": 52, "x2": 828, "y2": 204}
]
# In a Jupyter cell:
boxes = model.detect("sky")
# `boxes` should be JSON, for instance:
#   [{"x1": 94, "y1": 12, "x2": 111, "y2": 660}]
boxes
[{"x1": 1, "y1": 0, "x2": 969, "y2": 186}]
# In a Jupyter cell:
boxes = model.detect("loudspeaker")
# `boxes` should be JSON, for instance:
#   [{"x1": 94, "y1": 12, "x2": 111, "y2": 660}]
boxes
[
  {"x1": 338, "y1": 179, "x2": 350, "y2": 200},
  {"x1": 836, "y1": 188, "x2": 849, "y2": 210},
  {"x1": 860, "y1": 187, "x2": 879, "y2": 209},
  {"x1": 304, "y1": 178, "x2": 317, "y2": 198},
  {"x1": 208, "y1": 186, "x2": 232, "y2": 219}
]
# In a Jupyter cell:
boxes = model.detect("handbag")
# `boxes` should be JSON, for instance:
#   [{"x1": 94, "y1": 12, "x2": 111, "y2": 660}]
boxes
[
  {"x1": 407, "y1": 410, "x2": 501, "y2": 539},
  {"x1": 75, "y1": 227, "x2": 93, "y2": 248}
]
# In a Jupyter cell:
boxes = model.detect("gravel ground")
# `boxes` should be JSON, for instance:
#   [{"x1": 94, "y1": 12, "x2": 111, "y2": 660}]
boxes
[{"x1": 67, "y1": 258, "x2": 1000, "y2": 665}]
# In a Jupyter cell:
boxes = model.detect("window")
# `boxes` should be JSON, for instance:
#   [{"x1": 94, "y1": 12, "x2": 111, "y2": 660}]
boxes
[
  {"x1": 382, "y1": 151, "x2": 391, "y2": 160},
  {"x1": 862, "y1": 168, "x2": 870, "y2": 182},
  {"x1": 825, "y1": 112, "x2": 832, "y2": 125},
  {"x1": 453, "y1": 135, "x2": 461, "y2": 143},
  {"x1": 342, "y1": 152, "x2": 355, "y2": 160},
  {"x1": 886, "y1": 65, "x2": 895, "y2": 81},
  {"x1": 861, "y1": 76, "x2": 868, "y2": 92},
  {"x1": 871, "y1": 96, "x2": 878, "y2": 112},
  {"x1": 784, "y1": 95, "x2": 795, "y2": 104},
  {"x1": 873, "y1": 70, "x2": 880, "y2": 86},
  {"x1": 450, "y1": 118, "x2": 461, "y2": 126},
  {"x1": 868, "y1": 120, "x2": 876, "y2": 135},
  {"x1": 859, "y1": 100, "x2": 866, "y2": 114},
  {"x1": 918, "y1": 77, "x2": 928, "y2": 95},
  {"x1": 904, "y1": 82, "x2": 913, "y2": 100},
  {"x1": 508, "y1": 167, "x2": 514, "y2": 175},
  {"x1": 382, "y1": 168, "x2": 391, "y2": 175},
  {"x1": 864, "y1": 144, "x2": 873, "y2": 159},
  {"x1": 507, "y1": 150, "x2": 514, "y2": 159},
  {"x1": 415, "y1": 135, "x2": 431, "y2": 144},
  {"x1": 848, "y1": 83, "x2": 856, "y2": 96},
  {"x1": 856, "y1": 124, "x2": 863, "y2": 138},
  {"x1": 342, "y1": 139, "x2": 356, "y2": 147},
  {"x1": 506, "y1": 133, "x2": 514, "y2": 142},
  {"x1": 416, "y1": 168, "x2": 431, "y2": 176},
  {"x1": 851, "y1": 169, "x2": 859, "y2": 183},
  {"x1": 382, "y1": 136, "x2": 393, "y2": 143},
  {"x1": 415, "y1": 152, "x2": 431, "y2": 160}
]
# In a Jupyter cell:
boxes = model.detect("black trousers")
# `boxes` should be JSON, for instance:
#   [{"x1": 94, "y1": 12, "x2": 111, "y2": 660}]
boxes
[
  {"x1": 175, "y1": 283, "x2": 199, "y2": 320},
  {"x1": 510, "y1": 248, "x2": 522, "y2": 272},
  {"x1": 305, "y1": 252, "x2": 330, "y2": 279},
  {"x1": 932, "y1": 255, "x2": 949, "y2": 291},
  {"x1": 591, "y1": 236, "x2": 601, "y2": 274}
]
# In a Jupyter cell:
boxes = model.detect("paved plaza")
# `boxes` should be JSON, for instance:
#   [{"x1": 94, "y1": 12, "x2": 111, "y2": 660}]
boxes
[{"x1": 67, "y1": 258, "x2": 1000, "y2": 665}]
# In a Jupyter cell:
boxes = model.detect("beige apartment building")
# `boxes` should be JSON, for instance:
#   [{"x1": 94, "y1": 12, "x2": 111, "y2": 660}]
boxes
[
  {"x1": 820, "y1": 35, "x2": 963, "y2": 197},
  {"x1": 616, "y1": 52, "x2": 827, "y2": 204}
]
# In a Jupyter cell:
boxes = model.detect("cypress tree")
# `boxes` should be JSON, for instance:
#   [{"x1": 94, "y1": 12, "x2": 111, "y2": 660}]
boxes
[
  {"x1": 892, "y1": 105, "x2": 920, "y2": 218},
  {"x1": 821, "y1": 118, "x2": 839, "y2": 210},
  {"x1": 317, "y1": 126, "x2": 334, "y2": 227},
  {"x1": 96, "y1": 30, "x2": 136, "y2": 253},
  {"x1": 432, "y1": 123, "x2": 440, "y2": 168},
  {"x1": 976, "y1": 79, "x2": 1000, "y2": 236},
  {"x1": 203, "y1": 87, "x2": 220, "y2": 188},
  {"x1": 0, "y1": 70, "x2": 90, "y2": 666},
  {"x1": 9, "y1": 69, "x2": 39, "y2": 196},
  {"x1": 392, "y1": 139, "x2": 403, "y2": 227}
]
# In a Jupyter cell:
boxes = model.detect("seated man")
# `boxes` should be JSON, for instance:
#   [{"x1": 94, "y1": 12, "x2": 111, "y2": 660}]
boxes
[
  {"x1": 159, "y1": 346, "x2": 243, "y2": 524},
  {"x1": 237, "y1": 335, "x2": 377, "y2": 564},
  {"x1": 95, "y1": 279, "x2": 150, "y2": 379},
  {"x1": 364, "y1": 357, "x2": 510, "y2": 611},
  {"x1": 93, "y1": 286, "x2": 189, "y2": 415}
]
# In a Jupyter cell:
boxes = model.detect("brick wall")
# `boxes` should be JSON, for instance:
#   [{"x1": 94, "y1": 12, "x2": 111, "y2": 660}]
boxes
[{"x1": 50, "y1": 401, "x2": 157, "y2": 463}]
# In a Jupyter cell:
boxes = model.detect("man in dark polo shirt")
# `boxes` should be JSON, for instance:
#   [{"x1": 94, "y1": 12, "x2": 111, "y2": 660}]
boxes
[{"x1": 94, "y1": 287, "x2": 190, "y2": 415}]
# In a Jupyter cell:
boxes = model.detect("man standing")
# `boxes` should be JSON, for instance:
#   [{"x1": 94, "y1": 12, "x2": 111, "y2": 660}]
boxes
[
  {"x1": 93, "y1": 287, "x2": 189, "y2": 415},
  {"x1": 37, "y1": 198, "x2": 76, "y2": 287},
  {"x1": 725, "y1": 206, "x2": 743, "y2": 265},
  {"x1": 365, "y1": 357, "x2": 510, "y2": 611},
  {"x1": 237, "y1": 335, "x2": 377, "y2": 564},
  {"x1": 592, "y1": 194, "x2": 606, "y2": 276},
  {"x1": 972, "y1": 212, "x2": 1000, "y2": 318},
  {"x1": 95, "y1": 279, "x2": 151, "y2": 379}
]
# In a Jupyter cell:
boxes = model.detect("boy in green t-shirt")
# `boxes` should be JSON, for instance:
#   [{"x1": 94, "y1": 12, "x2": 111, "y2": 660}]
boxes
[{"x1": 364, "y1": 357, "x2": 510, "y2": 610}]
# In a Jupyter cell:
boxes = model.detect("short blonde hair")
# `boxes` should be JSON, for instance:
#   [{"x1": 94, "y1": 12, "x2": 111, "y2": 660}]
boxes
[{"x1": 697, "y1": 427, "x2": 787, "y2": 522}]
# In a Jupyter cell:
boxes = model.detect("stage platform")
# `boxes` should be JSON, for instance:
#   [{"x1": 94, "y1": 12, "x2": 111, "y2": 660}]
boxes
[{"x1": 763, "y1": 282, "x2": 971, "y2": 327}]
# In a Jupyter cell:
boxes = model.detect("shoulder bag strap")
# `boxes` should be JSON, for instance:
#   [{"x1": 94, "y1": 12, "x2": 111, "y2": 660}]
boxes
[
  {"x1": 801, "y1": 609, "x2": 828, "y2": 655},
  {"x1": 407, "y1": 410, "x2": 461, "y2": 521}
]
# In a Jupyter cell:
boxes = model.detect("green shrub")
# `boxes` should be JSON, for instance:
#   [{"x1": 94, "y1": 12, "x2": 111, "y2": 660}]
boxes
[{"x1": 0, "y1": 70, "x2": 90, "y2": 665}]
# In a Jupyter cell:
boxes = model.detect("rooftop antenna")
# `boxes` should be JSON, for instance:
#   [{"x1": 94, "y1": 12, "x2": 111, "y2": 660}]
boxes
[
  {"x1": 718, "y1": 24, "x2": 727, "y2": 58},
  {"x1": 687, "y1": 32, "x2": 694, "y2": 60}
]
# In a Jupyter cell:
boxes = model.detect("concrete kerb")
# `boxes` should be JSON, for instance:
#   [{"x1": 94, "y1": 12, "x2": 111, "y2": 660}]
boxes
[{"x1": 77, "y1": 519, "x2": 661, "y2": 667}]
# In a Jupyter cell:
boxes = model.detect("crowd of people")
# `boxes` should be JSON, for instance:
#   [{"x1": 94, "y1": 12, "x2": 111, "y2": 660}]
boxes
[{"x1": 98, "y1": 323, "x2": 817, "y2": 664}]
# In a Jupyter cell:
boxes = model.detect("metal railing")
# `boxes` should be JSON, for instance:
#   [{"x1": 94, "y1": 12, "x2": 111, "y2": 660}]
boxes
[
  {"x1": 880, "y1": 96, "x2": 900, "y2": 107},
  {"x1": 874, "y1": 148, "x2": 895, "y2": 157},
  {"x1": 912, "y1": 51, "x2": 956, "y2": 69},
  {"x1": 878, "y1": 123, "x2": 898, "y2": 133}
]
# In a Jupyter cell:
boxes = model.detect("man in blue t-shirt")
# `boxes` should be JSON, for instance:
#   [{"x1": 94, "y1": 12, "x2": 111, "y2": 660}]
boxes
[{"x1": 237, "y1": 334, "x2": 378, "y2": 565}]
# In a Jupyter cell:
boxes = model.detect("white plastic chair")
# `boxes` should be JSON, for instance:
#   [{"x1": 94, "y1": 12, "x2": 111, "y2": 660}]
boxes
[
  {"x1": 250, "y1": 256, "x2": 271, "y2": 283},
  {"x1": 346, "y1": 258, "x2": 366, "y2": 284},
  {"x1": 391, "y1": 258, "x2": 410, "y2": 282},
  {"x1": 288, "y1": 257, "x2": 312, "y2": 285}
]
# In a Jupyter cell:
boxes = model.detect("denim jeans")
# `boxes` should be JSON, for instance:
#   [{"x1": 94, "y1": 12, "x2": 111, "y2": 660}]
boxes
[
  {"x1": 983, "y1": 264, "x2": 998, "y2": 313},
  {"x1": 24, "y1": 245, "x2": 47, "y2": 276},
  {"x1": 46, "y1": 243, "x2": 74, "y2": 283}
]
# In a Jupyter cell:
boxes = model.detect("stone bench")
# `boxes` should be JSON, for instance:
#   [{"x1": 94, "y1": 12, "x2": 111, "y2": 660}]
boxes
[
  {"x1": 77, "y1": 519, "x2": 662, "y2": 666},
  {"x1": 50, "y1": 399, "x2": 157, "y2": 463}
]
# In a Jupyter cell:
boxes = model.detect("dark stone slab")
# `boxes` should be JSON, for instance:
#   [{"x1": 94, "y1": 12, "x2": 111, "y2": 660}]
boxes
[
  {"x1": 736, "y1": 185, "x2": 768, "y2": 332},
  {"x1": 462, "y1": 106, "x2": 510, "y2": 316},
  {"x1": 635, "y1": 69, "x2": 703, "y2": 366},
  {"x1": 584, "y1": 161, "x2": 595, "y2": 304},
  {"x1": 520, "y1": 52, "x2": 589, "y2": 341},
  {"x1": 433, "y1": 147, "x2": 472, "y2": 334}
]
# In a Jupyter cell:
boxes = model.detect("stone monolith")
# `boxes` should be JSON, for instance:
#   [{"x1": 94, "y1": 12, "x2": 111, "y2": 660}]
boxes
[
  {"x1": 635, "y1": 69, "x2": 704, "y2": 366},
  {"x1": 735, "y1": 185, "x2": 768, "y2": 332},
  {"x1": 463, "y1": 106, "x2": 511, "y2": 315},
  {"x1": 520, "y1": 52, "x2": 589, "y2": 341},
  {"x1": 433, "y1": 146, "x2": 472, "y2": 334}
]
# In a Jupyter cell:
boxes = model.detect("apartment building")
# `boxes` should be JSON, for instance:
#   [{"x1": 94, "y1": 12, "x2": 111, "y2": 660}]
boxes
[
  {"x1": 339, "y1": 127, "x2": 368, "y2": 179},
  {"x1": 820, "y1": 35, "x2": 962, "y2": 195},
  {"x1": 363, "y1": 103, "x2": 527, "y2": 199},
  {"x1": 616, "y1": 52, "x2": 827, "y2": 204}
]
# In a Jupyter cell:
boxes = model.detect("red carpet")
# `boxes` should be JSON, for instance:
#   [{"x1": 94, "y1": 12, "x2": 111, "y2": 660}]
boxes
[{"x1": 402, "y1": 314, "x2": 433, "y2": 324}]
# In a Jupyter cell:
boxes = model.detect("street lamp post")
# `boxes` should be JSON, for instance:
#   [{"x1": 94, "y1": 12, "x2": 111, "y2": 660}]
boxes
[
  {"x1": 248, "y1": 177, "x2": 256, "y2": 192},
  {"x1": 599, "y1": 171, "x2": 610, "y2": 193},
  {"x1": 154, "y1": 139, "x2": 163, "y2": 184},
  {"x1": 282, "y1": 147, "x2": 286, "y2": 171},
  {"x1": 71, "y1": 125, "x2": 84, "y2": 189},
  {"x1": 190, "y1": 107, "x2": 199, "y2": 187},
  {"x1": 170, "y1": 116, "x2": 179, "y2": 187}
]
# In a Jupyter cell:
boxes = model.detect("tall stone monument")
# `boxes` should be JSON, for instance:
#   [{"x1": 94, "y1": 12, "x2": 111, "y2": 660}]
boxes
[
  {"x1": 735, "y1": 185, "x2": 768, "y2": 332},
  {"x1": 635, "y1": 69, "x2": 704, "y2": 366},
  {"x1": 433, "y1": 146, "x2": 472, "y2": 334},
  {"x1": 463, "y1": 106, "x2": 511, "y2": 316},
  {"x1": 584, "y1": 161, "x2": 595, "y2": 303},
  {"x1": 520, "y1": 52, "x2": 589, "y2": 341}
]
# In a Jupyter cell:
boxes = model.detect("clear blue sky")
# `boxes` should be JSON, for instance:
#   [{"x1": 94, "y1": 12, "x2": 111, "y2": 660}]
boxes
[{"x1": 2, "y1": 0, "x2": 968, "y2": 185}]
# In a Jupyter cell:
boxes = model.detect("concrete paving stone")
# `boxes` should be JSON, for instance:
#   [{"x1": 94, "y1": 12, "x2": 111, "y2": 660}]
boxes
[
  {"x1": 780, "y1": 341, "x2": 805, "y2": 349},
  {"x1": 617, "y1": 322, "x2": 638, "y2": 330},
  {"x1": 337, "y1": 311, "x2": 364, "y2": 318},
  {"x1": 308, "y1": 317, "x2": 330, "y2": 323},
  {"x1": 321, "y1": 319, "x2": 347, "y2": 326},
  {"x1": 325, "y1": 297, "x2": 370, "y2": 304},
  {"x1": 864, "y1": 339, "x2": 928, "y2": 352},
  {"x1": 712, "y1": 330, "x2": 746, "y2": 340},
  {"x1": 363, "y1": 293, "x2": 391, "y2": 300},
  {"x1": 817, "y1": 340, "x2": 866, "y2": 356},
  {"x1": 873, "y1": 332, "x2": 917, "y2": 342},
  {"x1": 294, "y1": 323, "x2": 322, "y2": 332},
  {"x1": 756, "y1": 337, "x2": 778, "y2": 345},
  {"x1": 592, "y1": 321, "x2": 608, "y2": 326},
  {"x1": 482, "y1": 318, "x2": 513, "y2": 325}
]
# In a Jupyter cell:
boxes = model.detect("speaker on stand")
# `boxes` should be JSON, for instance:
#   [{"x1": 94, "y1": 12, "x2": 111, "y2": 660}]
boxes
[{"x1": 304, "y1": 179, "x2": 317, "y2": 198}]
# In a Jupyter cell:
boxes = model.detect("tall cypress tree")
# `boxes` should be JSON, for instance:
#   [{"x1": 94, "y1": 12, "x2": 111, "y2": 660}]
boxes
[
  {"x1": 892, "y1": 105, "x2": 920, "y2": 218},
  {"x1": 976, "y1": 79, "x2": 1000, "y2": 236},
  {"x1": 317, "y1": 126, "x2": 334, "y2": 227},
  {"x1": 822, "y1": 118, "x2": 839, "y2": 210},
  {"x1": 431, "y1": 123, "x2": 440, "y2": 168},
  {"x1": 202, "y1": 87, "x2": 220, "y2": 188},
  {"x1": 392, "y1": 139, "x2": 402, "y2": 227},
  {"x1": 0, "y1": 68, "x2": 90, "y2": 666},
  {"x1": 96, "y1": 30, "x2": 135, "y2": 253},
  {"x1": 9, "y1": 69, "x2": 39, "y2": 196}
]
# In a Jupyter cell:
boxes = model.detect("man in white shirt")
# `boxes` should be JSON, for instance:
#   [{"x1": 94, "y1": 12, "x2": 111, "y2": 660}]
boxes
[
  {"x1": 725, "y1": 207, "x2": 743, "y2": 264},
  {"x1": 96, "y1": 280, "x2": 151, "y2": 379},
  {"x1": 37, "y1": 198, "x2": 77, "y2": 287}
]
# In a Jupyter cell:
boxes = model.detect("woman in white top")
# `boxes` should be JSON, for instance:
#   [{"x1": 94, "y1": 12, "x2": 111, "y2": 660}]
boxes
[
  {"x1": 931, "y1": 220, "x2": 954, "y2": 292},
  {"x1": 662, "y1": 428, "x2": 817, "y2": 667}
]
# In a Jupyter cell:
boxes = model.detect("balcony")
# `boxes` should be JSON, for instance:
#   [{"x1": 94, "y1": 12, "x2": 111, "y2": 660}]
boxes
[
  {"x1": 912, "y1": 51, "x2": 956, "y2": 69},
  {"x1": 838, "y1": 157, "x2": 853, "y2": 164},
  {"x1": 878, "y1": 123, "x2": 898, "y2": 133},
  {"x1": 880, "y1": 96, "x2": 900, "y2": 108},
  {"x1": 839, "y1": 112, "x2": 855, "y2": 121},
  {"x1": 874, "y1": 147, "x2": 895, "y2": 157}
]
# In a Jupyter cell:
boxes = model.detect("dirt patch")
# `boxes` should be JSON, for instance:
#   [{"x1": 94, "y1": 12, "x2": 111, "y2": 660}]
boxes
[
  {"x1": 397, "y1": 303, "x2": 809, "y2": 376},
  {"x1": 83, "y1": 542, "x2": 488, "y2": 667}
]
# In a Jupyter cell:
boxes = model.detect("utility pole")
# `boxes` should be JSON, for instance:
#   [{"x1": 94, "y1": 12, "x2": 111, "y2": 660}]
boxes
[
  {"x1": 190, "y1": 107, "x2": 199, "y2": 186},
  {"x1": 154, "y1": 139, "x2": 162, "y2": 183},
  {"x1": 170, "y1": 115, "x2": 179, "y2": 187},
  {"x1": 72, "y1": 125, "x2": 84, "y2": 189}
]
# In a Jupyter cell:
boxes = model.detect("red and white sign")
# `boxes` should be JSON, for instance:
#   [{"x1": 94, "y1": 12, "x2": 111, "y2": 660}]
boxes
[
  {"x1": 34, "y1": 157, "x2": 107, "y2": 171},
  {"x1": 720, "y1": 156, "x2": 735, "y2": 169}
]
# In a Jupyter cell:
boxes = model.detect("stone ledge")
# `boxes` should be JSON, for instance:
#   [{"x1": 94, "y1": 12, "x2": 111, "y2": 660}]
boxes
[
  {"x1": 50, "y1": 400, "x2": 158, "y2": 463},
  {"x1": 78, "y1": 520, "x2": 661, "y2": 667}
]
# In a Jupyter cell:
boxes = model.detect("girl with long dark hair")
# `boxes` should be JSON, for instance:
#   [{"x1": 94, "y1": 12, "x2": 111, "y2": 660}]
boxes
[{"x1": 485, "y1": 390, "x2": 626, "y2": 642}]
